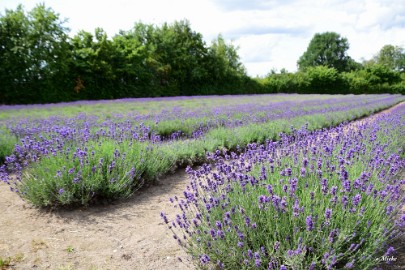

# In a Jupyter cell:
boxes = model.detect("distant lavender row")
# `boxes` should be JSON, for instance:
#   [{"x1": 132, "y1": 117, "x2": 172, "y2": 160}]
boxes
[
  {"x1": 0, "y1": 95, "x2": 401, "y2": 174},
  {"x1": 4, "y1": 94, "x2": 403, "y2": 142},
  {"x1": 163, "y1": 103, "x2": 405, "y2": 269}
]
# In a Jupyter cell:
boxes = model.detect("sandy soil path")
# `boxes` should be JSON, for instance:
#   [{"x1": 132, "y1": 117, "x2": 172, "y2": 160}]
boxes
[
  {"x1": 0, "y1": 102, "x2": 404, "y2": 270},
  {"x1": 0, "y1": 172, "x2": 193, "y2": 270}
]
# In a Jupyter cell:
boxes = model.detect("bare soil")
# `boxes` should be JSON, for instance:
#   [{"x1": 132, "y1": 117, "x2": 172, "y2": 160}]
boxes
[
  {"x1": 0, "y1": 102, "x2": 404, "y2": 270},
  {"x1": 0, "y1": 172, "x2": 193, "y2": 270}
]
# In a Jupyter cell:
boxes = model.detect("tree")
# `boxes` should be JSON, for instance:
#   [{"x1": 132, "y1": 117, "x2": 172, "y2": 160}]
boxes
[
  {"x1": 305, "y1": 66, "x2": 346, "y2": 94},
  {"x1": 149, "y1": 20, "x2": 210, "y2": 95},
  {"x1": 112, "y1": 22, "x2": 155, "y2": 97},
  {"x1": 0, "y1": 5, "x2": 30, "y2": 103},
  {"x1": 27, "y1": 4, "x2": 71, "y2": 102},
  {"x1": 298, "y1": 32, "x2": 356, "y2": 72},
  {"x1": 0, "y1": 4, "x2": 70, "y2": 104},
  {"x1": 70, "y1": 28, "x2": 118, "y2": 99},
  {"x1": 374, "y1": 44, "x2": 405, "y2": 72}
]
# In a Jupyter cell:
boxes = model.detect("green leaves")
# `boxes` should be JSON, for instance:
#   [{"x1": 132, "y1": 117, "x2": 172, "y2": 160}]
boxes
[
  {"x1": 0, "y1": 4, "x2": 70, "y2": 104},
  {"x1": 298, "y1": 32, "x2": 355, "y2": 72},
  {"x1": 374, "y1": 44, "x2": 405, "y2": 72}
]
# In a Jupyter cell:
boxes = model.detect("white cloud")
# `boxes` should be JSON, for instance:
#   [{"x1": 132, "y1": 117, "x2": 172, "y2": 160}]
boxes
[{"x1": 1, "y1": 0, "x2": 405, "y2": 76}]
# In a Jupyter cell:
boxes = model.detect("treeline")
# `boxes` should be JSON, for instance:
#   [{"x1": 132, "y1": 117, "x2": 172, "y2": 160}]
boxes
[
  {"x1": 260, "y1": 64, "x2": 405, "y2": 95},
  {"x1": 0, "y1": 4, "x2": 254, "y2": 104},
  {"x1": 0, "y1": 5, "x2": 404, "y2": 105},
  {"x1": 260, "y1": 32, "x2": 405, "y2": 95}
]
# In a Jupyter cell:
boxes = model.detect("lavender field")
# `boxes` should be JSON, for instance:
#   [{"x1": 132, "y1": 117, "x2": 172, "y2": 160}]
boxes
[
  {"x1": 0, "y1": 94, "x2": 404, "y2": 207},
  {"x1": 162, "y1": 99, "x2": 405, "y2": 269},
  {"x1": 0, "y1": 94, "x2": 404, "y2": 269}
]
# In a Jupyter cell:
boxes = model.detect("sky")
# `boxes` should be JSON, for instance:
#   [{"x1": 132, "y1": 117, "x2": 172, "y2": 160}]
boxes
[{"x1": 1, "y1": 0, "x2": 405, "y2": 77}]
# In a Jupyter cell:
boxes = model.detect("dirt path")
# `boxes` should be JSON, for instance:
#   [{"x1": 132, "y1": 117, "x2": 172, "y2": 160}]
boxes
[
  {"x1": 0, "y1": 172, "x2": 193, "y2": 270},
  {"x1": 0, "y1": 102, "x2": 404, "y2": 270}
]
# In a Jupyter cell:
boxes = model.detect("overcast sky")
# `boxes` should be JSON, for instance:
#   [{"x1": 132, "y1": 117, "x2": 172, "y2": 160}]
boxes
[{"x1": 1, "y1": 0, "x2": 404, "y2": 76}]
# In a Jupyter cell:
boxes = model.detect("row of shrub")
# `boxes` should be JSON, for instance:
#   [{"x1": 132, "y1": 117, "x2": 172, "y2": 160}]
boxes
[
  {"x1": 1, "y1": 98, "x2": 403, "y2": 207},
  {"x1": 164, "y1": 103, "x2": 405, "y2": 269},
  {"x1": 259, "y1": 65, "x2": 405, "y2": 95}
]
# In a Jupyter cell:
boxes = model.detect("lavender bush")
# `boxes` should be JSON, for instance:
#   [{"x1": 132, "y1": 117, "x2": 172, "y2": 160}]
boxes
[
  {"x1": 163, "y1": 104, "x2": 405, "y2": 269},
  {"x1": 16, "y1": 140, "x2": 147, "y2": 206}
]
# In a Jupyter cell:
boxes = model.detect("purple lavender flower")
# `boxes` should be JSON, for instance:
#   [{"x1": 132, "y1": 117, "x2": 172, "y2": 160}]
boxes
[
  {"x1": 245, "y1": 217, "x2": 251, "y2": 227},
  {"x1": 200, "y1": 254, "x2": 210, "y2": 264},
  {"x1": 300, "y1": 167, "x2": 306, "y2": 177},
  {"x1": 267, "y1": 184, "x2": 273, "y2": 195},
  {"x1": 160, "y1": 212, "x2": 168, "y2": 224},
  {"x1": 352, "y1": 193, "x2": 362, "y2": 206},
  {"x1": 255, "y1": 258, "x2": 261, "y2": 267},
  {"x1": 280, "y1": 197, "x2": 288, "y2": 211},
  {"x1": 345, "y1": 260, "x2": 355, "y2": 269},
  {"x1": 321, "y1": 178, "x2": 328, "y2": 195},
  {"x1": 293, "y1": 199, "x2": 300, "y2": 217},
  {"x1": 302, "y1": 158, "x2": 308, "y2": 167},
  {"x1": 343, "y1": 180, "x2": 351, "y2": 192},
  {"x1": 248, "y1": 249, "x2": 253, "y2": 258},
  {"x1": 385, "y1": 246, "x2": 395, "y2": 256},
  {"x1": 258, "y1": 195, "x2": 267, "y2": 204},
  {"x1": 330, "y1": 186, "x2": 338, "y2": 195},
  {"x1": 341, "y1": 195, "x2": 348, "y2": 208},
  {"x1": 386, "y1": 205, "x2": 394, "y2": 215},
  {"x1": 217, "y1": 260, "x2": 224, "y2": 269},
  {"x1": 306, "y1": 215, "x2": 314, "y2": 231},
  {"x1": 237, "y1": 231, "x2": 245, "y2": 240},
  {"x1": 282, "y1": 184, "x2": 288, "y2": 193},
  {"x1": 324, "y1": 208, "x2": 332, "y2": 219},
  {"x1": 209, "y1": 228, "x2": 216, "y2": 238}
]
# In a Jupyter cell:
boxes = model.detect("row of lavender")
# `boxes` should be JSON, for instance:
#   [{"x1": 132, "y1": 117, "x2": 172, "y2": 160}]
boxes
[
  {"x1": 0, "y1": 94, "x2": 404, "y2": 207},
  {"x1": 3, "y1": 95, "x2": 401, "y2": 142},
  {"x1": 163, "y1": 103, "x2": 405, "y2": 269}
]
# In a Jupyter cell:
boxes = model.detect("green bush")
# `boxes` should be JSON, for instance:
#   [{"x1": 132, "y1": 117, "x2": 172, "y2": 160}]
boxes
[{"x1": 0, "y1": 129, "x2": 18, "y2": 163}]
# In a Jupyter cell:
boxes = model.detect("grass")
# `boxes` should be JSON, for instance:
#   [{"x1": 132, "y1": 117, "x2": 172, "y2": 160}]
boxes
[
  {"x1": 0, "y1": 257, "x2": 11, "y2": 269},
  {"x1": 0, "y1": 128, "x2": 18, "y2": 163},
  {"x1": 0, "y1": 253, "x2": 24, "y2": 269}
]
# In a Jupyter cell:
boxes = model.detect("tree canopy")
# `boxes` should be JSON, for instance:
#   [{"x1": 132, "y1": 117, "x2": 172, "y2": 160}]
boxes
[
  {"x1": 0, "y1": 4, "x2": 70, "y2": 103},
  {"x1": 0, "y1": 5, "x2": 250, "y2": 104},
  {"x1": 373, "y1": 44, "x2": 405, "y2": 72},
  {"x1": 297, "y1": 32, "x2": 357, "y2": 72}
]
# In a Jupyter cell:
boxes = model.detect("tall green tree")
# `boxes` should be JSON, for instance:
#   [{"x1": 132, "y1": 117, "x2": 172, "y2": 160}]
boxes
[
  {"x1": 70, "y1": 28, "x2": 117, "y2": 99},
  {"x1": 298, "y1": 32, "x2": 356, "y2": 72},
  {"x1": 112, "y1": 23, "x2": 155, "y2": 97},
  {"x1": 374, "y1": 44, "x2": 405, "y2": 72},
  {"x1": 149, "y1": 20, "x2": 209, "y2": 96},
  {"x1": 27, "y1": 4, "x2": 71, "y2": 102},
  {"x1": 208, "y1": 35, "x2": 246, "y2": 78},
  {"x1": 0, "y1": 4, "x2": 70, "y2": 104},
  {"x1": 204, "y1": 34, "x2": 247, "y2": 93},
  {"x1": 0, "y1": 5, "x2": 30, "y2": 103}
]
